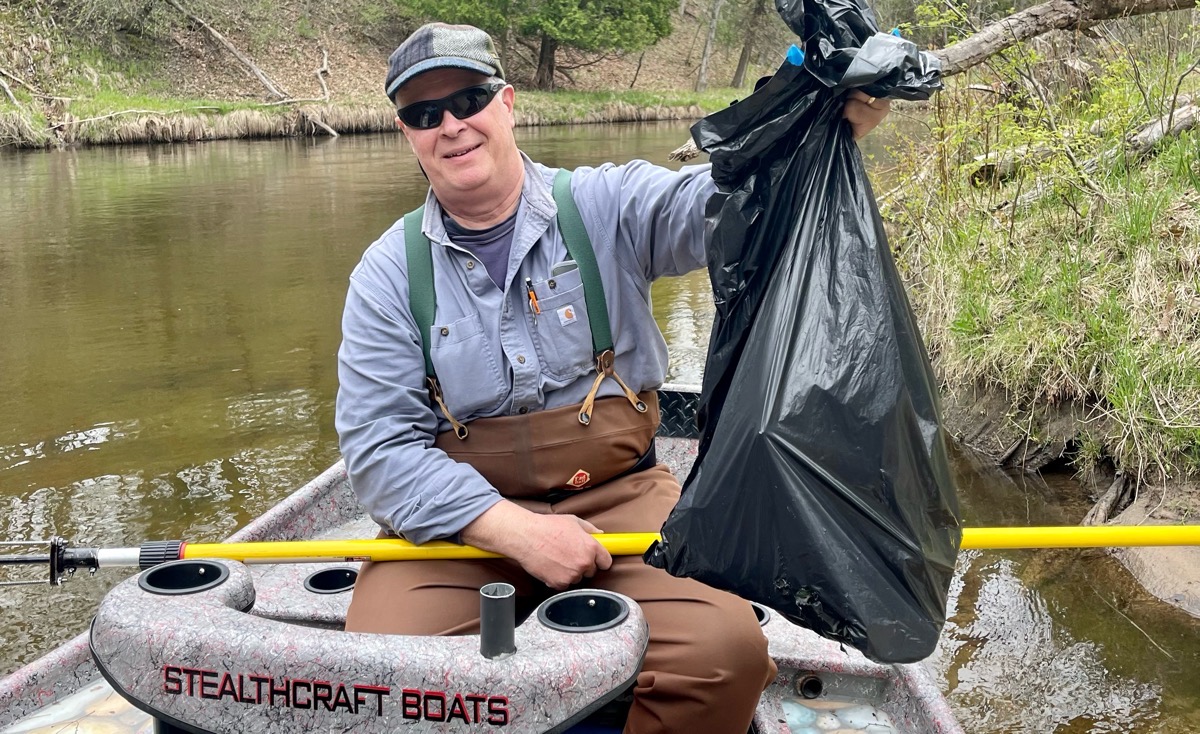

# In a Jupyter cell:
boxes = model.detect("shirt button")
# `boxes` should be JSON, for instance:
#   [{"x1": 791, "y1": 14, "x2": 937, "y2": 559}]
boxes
[
  {"x1": 440, "y1": 327, "x2": 450, "y2": 336},
  {"x1": 466, "y1": 261, "x2": 475, "y2": 270},
  {"x1": 518, "y1": 406, "x2": 528, "y2": 414},
  {"x1": 517, "y1": 355, "x2": 526, "y2": 364}
]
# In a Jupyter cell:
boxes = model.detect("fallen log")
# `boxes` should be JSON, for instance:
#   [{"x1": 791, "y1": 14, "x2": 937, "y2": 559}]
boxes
[
  {"x1": 934, "y1": 0, "x2": 1198, "y2": 77},
  {"x1": 1082, "y1": 473, "x2": 1133, "y2": 526},
  {"x1": 668, "y1": 137, "x2": 700, "y2": 162},
  {"x1": 1008, "y1": 101, "x2": 1199, "y2": 209},
  {"x1": 971, "y1": 145, "x2": 1056, "y2": 186}
]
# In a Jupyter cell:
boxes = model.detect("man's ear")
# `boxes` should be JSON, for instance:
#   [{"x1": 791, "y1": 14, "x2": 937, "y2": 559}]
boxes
[
  {"x1": 395, "y1": 118, "x2": 415, "y2": 147},
  {"x1": 500, "y1": 85, "x2": 516, "y2": 123}
]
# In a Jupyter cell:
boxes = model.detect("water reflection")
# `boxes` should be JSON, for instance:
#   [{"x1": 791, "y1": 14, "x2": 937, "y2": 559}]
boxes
[
  {"x1": 938, "y1": 448, "x2": 1200, "y2": 732},
  {"x1": 2, "y1": 120, "x2": 1198, "y2": 732},
  {"x1": 941, "y1": 552, "x2": 1160, "y2": 732}
]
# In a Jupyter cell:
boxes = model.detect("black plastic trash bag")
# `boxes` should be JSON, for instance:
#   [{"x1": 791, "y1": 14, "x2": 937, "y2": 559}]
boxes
[{"x1": 644, "y1": 0, "x2": 962, "y2": 664}]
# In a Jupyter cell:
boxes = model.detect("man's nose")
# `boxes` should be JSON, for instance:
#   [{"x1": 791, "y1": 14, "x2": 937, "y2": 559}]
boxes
[{"x1": 438, "y1": 108, "x2": 467, "y2": 134}]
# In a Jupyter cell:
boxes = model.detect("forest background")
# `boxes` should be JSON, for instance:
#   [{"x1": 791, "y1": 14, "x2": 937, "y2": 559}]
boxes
[{"x1": 1, "y1": 0, "x2": 1199, "y2": 611}]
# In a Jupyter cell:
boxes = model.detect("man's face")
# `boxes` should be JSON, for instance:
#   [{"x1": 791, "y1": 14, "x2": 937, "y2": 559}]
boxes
[{"x1": 395, "y1": 68, "x2": 519, "y2": 201}]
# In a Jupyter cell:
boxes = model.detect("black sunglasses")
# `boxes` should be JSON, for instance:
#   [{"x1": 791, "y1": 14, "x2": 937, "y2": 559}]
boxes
[{"x1": 396, "y1": 81, "x2": 507, "y2": 130}]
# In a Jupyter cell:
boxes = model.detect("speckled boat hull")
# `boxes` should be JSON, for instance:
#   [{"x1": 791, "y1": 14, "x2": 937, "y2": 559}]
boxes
[{"x1": 0, "y1": 386, "x2": 962, "y2": 734}]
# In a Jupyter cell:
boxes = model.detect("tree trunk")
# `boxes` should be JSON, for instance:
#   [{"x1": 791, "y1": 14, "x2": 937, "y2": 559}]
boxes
[
  {"x1": 630, "y1": 51, "x2": 647, "y2": 89},
  {"x1": 498, "y1": 26, "x2": 511, "y2": 79},
  {"x1": 730, "y1": 0, "x2": 767, "y2": 88},
  {"x1": 533, "y1": 34, "x2": 558, "y2": 91},
  {"x1": 937, "y1": 0, "x2": 1198, "y2": 76},
  {"x1": 695, "y1": 0, "x2": 726, "y2": 92}
]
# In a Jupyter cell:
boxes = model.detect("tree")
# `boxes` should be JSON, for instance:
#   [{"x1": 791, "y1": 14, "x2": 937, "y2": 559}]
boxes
[
  {"x1": 694, "y1": 0, "x2": 726, "y2": 91},
  {"x1": 729, "y1": 0, "x2": 768, "y2": 88},
  {"x1": 404, "y1": 0, "x2": 676, "y2": 90}
]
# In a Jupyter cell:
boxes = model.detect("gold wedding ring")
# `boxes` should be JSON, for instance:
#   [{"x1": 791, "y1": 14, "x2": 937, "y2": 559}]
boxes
[{"x1": 866, "y1": 96, "x2": 877, "y2": 107}]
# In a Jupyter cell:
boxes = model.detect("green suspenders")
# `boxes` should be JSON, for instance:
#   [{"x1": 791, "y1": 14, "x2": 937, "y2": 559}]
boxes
[
  {"x1": 550, "y1": 168, "x2": 613, "y2": 359},
  {"x1": 404, "y1": 168, "x2": 646, "y2": 438}
]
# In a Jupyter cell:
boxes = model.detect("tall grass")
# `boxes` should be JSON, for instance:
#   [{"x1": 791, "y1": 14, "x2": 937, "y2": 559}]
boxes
[{"x1": 888, "y1": 22, "x2": 1200, "y2": 482}]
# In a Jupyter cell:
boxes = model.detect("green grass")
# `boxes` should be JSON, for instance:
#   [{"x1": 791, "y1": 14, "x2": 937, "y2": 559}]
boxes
[
  {"x1": 890, "y1": 47, "x2": 1200, "y2": 481},
  {"x1": 65, "y1": 90, "x2": 293, "y2": 119},
  {"x1": 516, "y1": 87, "x2": 740, "y2": 123}
]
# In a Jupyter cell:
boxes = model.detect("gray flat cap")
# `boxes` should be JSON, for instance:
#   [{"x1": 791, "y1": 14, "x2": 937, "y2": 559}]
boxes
[{"x1": 385, "y1": 23, "x2": 505, "y2": 100}]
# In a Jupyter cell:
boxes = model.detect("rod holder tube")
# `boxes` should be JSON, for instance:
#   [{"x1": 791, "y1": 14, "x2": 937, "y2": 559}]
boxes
[{"x1": 480, "y1": 582, "x2": 516, "y2": 659}]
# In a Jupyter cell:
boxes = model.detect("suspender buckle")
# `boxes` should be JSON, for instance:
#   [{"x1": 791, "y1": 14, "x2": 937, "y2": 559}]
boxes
[
  {"x1": 428, "y1": 377, "x2": 469, "y2": 439},
  {"x1": 595, "y1": 349, "x2": 615, "y2": 376}
]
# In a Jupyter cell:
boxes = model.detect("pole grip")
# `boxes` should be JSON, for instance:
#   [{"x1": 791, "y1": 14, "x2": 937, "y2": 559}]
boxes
[{"x1": 139, "y1": 541, "x2": 184, "y2": 570}]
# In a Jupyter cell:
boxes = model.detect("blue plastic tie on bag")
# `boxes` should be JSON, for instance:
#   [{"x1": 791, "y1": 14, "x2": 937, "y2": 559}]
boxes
[
  {"x1": 786, "y1": 44, "x2": 805, "y2": 66},
  {"x1": 890, "y1": 27, "x2": 901, "y2": 36}
]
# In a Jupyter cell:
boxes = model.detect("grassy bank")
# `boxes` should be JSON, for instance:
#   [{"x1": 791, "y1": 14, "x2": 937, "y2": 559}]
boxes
[
  {"x1": 0, "y1": 87, "x2": 732, "y2": 149},
  {"x1": 887, "y1": 34, "x2": 1200, "y2": 485}
]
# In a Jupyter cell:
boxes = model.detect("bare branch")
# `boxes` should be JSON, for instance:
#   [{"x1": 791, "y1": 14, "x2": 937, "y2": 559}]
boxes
[
  {"x1": 47, "y1": 107, "x2": 222, "y2": 130},
  {"x1": 302, "y1": 110, "x2": 338, "y2": 138},
  {"x1": 256, "y1": 97, "x2": 335, "y2": 107},
  {"x1": 0, "y1": 77, "x2": 17, "y2": 106},
  {"x1": 0, "y1": 66, "x2": 39, "y2": 94},
  {"x1": 557, "y1": 51, "x2": 624, "y2": 71},
  {"x1": 162, "y1": 0, "x2": 289, "y2": 100},
  {"x1": 1166, "y1": 57, "x2": 1200, "y2": 132},
  {"x1": 315, "y1": 46, "x2": 331, "y2": 101}
]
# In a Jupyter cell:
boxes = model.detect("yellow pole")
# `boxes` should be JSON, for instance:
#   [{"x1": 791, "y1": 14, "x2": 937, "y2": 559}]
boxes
[
  {"x1": 181, "y1": 525, "x2": 1200, "y2": 564},
  {"x1": 961, "y1": 525, "x2": 1200, "y2": 549}
]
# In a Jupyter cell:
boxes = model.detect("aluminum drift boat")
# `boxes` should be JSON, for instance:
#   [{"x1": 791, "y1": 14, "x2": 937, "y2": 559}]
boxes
[{"x1": 0, "y1": 386, "x2": 962, "y2": 734}]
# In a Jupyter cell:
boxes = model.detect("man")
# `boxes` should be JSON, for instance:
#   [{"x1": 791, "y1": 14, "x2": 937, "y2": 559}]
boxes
[{"x1": 336, "y1": 22, "x2": 890, "y2": 733}]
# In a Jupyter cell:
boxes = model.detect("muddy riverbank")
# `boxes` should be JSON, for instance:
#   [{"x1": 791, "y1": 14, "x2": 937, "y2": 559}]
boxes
[{"x1": 941, "y1": 383, "x2": 1200, "y2": 619}]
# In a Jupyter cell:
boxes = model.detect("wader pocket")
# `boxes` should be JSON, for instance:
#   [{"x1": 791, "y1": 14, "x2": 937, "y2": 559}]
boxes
[{"x1": 429, "y1": 312, "x2": 506, "y2": 418}]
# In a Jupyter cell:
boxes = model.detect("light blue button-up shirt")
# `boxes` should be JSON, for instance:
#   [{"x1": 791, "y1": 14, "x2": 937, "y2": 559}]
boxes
[{"x1": 336, "y1": 154, "x2": 716, "y2": 543}]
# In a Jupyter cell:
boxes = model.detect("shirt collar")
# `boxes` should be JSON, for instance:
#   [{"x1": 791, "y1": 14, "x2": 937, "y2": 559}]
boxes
[{"x1": 419, "y1": 152, "x2": 555, "y2": 246}]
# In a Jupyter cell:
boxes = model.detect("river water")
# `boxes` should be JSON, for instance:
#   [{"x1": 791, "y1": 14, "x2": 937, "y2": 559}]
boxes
[{"x1": 1, "y1": 120, "x2": 1197, "y2": 732}]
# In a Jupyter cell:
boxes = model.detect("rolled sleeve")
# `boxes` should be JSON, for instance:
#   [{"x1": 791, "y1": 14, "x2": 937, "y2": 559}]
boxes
[{"x1": 335, "y1": 257, "x2": 503, "y2": 545}]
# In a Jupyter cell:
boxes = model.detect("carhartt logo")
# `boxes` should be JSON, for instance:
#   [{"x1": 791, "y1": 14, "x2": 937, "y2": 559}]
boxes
[
  {"x1": 566, "y1": 469, "x2": 590, "y2": 488},
  {"x1": 557, "y1": 305, "x2": 577, "y2": 326}
]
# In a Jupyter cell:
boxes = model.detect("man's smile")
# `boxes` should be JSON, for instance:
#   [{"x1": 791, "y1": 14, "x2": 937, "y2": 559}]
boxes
[{"x1": 444, "y1": 143, "x2": 482, "y2": 159}]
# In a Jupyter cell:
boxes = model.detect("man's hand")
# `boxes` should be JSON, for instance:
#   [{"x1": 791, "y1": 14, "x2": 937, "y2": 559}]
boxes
[
  {"x1": 844, "y1": 90, "x2": 890, "y2": 140},
  {"x1": 460, "y1": 500, "x2": 613, "y2": 590}
]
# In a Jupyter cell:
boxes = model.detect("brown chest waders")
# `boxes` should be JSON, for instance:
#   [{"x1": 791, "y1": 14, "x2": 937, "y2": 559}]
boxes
[{"x1": 352, "y1": 170, "x2": 777, "y2": 733}]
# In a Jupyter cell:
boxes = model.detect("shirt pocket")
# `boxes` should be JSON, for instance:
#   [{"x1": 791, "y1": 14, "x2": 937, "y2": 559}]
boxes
[
  {"x1": 429, "y1": 312, "x2": 507, "y2": 418},
  {"x1": 531, "y1": 268, "x2": 595, "y2": 382}
]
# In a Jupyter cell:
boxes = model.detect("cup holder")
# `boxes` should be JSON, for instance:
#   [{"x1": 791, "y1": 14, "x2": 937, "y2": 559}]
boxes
[
  {"x1": 303, "y1": 567, "x2": 358, "y2": 594},
  {"x1": 138, "y1": 560, "x2": 229, "y2": 596},
  {"x1": 537, "y1": 590, "x2": 629, "y2": 633},
  {"x1": 750, "y1": 602, "x2": 771, "y2": 626}
]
